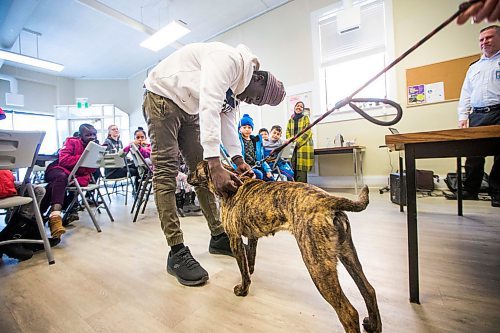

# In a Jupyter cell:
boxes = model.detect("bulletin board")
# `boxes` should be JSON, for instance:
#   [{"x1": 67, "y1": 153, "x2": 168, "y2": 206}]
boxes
[{"x1": 405, "y1": 54, "x2": 480, "y2": 106}]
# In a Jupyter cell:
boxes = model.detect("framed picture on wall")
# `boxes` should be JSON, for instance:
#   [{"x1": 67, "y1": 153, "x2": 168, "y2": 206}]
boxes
[{"x1": 288, "y1": 91, "x2": 312, "y2": 117}]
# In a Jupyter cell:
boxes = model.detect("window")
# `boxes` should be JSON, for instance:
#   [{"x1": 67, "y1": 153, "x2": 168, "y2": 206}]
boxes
[
  {"x1": 311, "y1": 0, "x2": 395, "y2": 122},
  {"x1": 0, "y1": 110, "x2": 58, "y2": 154}
]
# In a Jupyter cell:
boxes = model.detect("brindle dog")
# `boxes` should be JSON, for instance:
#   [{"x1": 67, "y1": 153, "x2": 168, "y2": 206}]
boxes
[{"x1": 188, "y1": 161, "x2": 382, "y2": 333}]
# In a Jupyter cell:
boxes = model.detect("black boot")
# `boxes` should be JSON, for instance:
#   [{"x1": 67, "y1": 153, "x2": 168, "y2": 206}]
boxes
[
  {"x1": 0, "y1": 212, "x2": 33, "y2": 241},
  {"x1": 184, "y1": 192, "x2": 201, "y2": 213},
  {"x1": 24, "y1": 237, "x2": 61, "y2": 252},
  {"x1": 0, "y1": 244, "x2": 33, "y2": 261}
]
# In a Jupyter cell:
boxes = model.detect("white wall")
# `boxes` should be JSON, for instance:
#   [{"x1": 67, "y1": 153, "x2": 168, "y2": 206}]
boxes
[{"x1": 74, "y1": 79, "x2": 129, "y2": 112}]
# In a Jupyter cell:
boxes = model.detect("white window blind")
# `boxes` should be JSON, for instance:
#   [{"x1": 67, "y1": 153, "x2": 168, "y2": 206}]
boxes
[{"x1": 319, "y1": 0, "x2": 386, "y2": 67}]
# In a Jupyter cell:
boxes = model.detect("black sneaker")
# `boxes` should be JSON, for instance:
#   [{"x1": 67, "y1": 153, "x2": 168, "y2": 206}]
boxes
[
  {"x1": 445, "y1": 191, "x2": 479, "y2": 200},
  {"x1": 24, "y1": 237, "x2": 61, "y2": 252},
  {"x1": 167, "y1": 246, "x2": 209, "y2": 286},
  {"x1": 492, "y1": 196, "x2": 500, "y2": 208},
  {"x1": 209, "y1": 233, "x2": 233, "y2": 257},
  {"x1": 0, "y1": 244, "x2": 34, "y2": 261}
]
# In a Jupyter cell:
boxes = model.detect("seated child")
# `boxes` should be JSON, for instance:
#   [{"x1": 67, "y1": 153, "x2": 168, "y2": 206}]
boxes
[
  {"x1": 120, "y1": 127, "x2": 151, "y2": 191},
  {"x1": 258, "y1": 128, "x2": 269, "y2": 143},
  {"x1": 238, "y1": 114, "x2": 273, "y2": 181},
  {"x1": 175, "y1": 153, "x2": 201, "y2": 215},
  {"x1": 40, "y1": 124, "x2": 98, "y2": 239},
  {"x1": 264, "y1": 125, "x2": 294, "y2": 181}
]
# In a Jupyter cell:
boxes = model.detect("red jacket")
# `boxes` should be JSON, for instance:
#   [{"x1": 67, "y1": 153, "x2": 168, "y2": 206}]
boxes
[{"x1": 46, "y1": 137, "x2": 97, "y2": 187}]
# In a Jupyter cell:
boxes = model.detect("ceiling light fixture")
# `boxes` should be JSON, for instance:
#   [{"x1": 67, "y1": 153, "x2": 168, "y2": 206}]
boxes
[
  {"x1": 0, "y1": 28, "x2": 64, "y2": 72},
  {"x1": 0, "y1": 49, "x2": 64, "y2": 72},
  {"x1": 140, "y1": 20, "x2": 190, "y2": 52}
]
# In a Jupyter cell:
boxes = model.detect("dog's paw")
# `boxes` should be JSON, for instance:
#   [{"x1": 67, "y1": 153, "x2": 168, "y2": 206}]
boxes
[
  {"x1": 233, "y1": 284, "x2": 249, "y2": 297},
  {"x1": 362, "y1": 317, "x2": 382, "y2": 333}
]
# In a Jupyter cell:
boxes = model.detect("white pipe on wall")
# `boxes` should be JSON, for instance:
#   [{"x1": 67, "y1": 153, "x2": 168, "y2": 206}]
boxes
[{"x1": 0, "y1": 74, "x2": 18, "y2": 94}]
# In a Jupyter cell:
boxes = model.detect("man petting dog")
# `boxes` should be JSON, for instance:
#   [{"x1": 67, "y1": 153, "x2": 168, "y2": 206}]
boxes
[{"x1": 143, "y1": 42, "x2": 285, "y2": 286}]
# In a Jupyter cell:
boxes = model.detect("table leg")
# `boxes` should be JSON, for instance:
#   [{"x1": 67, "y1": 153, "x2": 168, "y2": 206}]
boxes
[
  {"x1": 457, "y1": 157, "x2": 463, "y2": 216},
  {"x1": 353, "y1": 148, "x2": 359, "y2": 194},
  {"x1": 405, "y1": 145, "x2": 420, "y2": 304},
  {"x1": 399, "y1": 155, "x2": 404, "y2": 212}
]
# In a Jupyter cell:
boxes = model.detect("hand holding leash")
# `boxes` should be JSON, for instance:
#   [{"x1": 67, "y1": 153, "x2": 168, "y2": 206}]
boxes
[
  {"x1": 207, "y1": 157, "x2": 242, "y2": 199},
  {"x1": 457, "y1": 0, "x2": 499, "y2": 24}
]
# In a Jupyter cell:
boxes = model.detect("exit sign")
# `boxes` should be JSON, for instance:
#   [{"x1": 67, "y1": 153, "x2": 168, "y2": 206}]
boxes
[{"x1": 76, "y1": 97, "x2": 89, "y2": 108}]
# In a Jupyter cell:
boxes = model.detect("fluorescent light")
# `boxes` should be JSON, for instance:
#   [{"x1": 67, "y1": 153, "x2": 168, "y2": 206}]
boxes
[
  {"x1": 0, "y1": 49, "x2": 64, "y2": 72},
  {"x1": 140, "y1": 20, "x2": 190, "y2": 52}
]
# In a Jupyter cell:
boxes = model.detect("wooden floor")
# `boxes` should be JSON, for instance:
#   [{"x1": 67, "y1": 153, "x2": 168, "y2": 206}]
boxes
[{"x1": 1, "y1": 189, "x2": 499, "y2": 333}]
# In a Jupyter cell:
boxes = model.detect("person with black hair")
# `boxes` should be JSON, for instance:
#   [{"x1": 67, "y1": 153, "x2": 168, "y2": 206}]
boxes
[
  {"x1": 40, "y1": 124, "x2": 98, "y2": 238},
  {"x1": 258, "y1": 128, "x2": 269, "y2": 142},
  {"x1": 123, "y1": 127, "x2": 151, "y2": 159},
  {"x1": 142, "y1": 42, "x2": 285, "y2": 286}
]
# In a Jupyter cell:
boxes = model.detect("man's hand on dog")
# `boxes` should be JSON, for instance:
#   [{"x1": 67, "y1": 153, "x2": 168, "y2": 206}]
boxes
[
  {"x1": 207, "y1": 157, "x2": 244, "y2": 199},
  {"x1": 231, "y1": 155, "x2": 255, "y2": 178}
]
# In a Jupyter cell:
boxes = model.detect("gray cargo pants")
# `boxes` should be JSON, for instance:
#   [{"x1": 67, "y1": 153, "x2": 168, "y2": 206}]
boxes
[{"x1": 142, "y1": 91, "x2": 224, "y2": 246}]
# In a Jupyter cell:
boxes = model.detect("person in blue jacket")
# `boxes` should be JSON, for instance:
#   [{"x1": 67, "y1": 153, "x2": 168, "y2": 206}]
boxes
[{"x1": 238, "y1": 114, "x2": 273, "y2": 181}]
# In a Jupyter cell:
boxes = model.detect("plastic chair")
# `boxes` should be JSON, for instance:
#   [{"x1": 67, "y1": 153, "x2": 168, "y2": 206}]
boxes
[
  {"x1": 65, "y1": 141, "x2": 114, "y2": 232},
  {"x1": 129, "y1": 143, "x2": 153, "y2": 222},
  {"x1": 0, "y1": 130, "x2": 55, "y2": 264},
  {"x1": 101, "y1": 153, "x2": 130, "y2": 205}
]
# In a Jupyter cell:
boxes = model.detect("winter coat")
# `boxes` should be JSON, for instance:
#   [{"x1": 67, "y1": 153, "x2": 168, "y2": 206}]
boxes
[
  {"x1": 239, "y1": 134, "x2": 271, "y2": 174},
  {"x1": 286, "y1": 115, "x2": 314, "y2": 172},
  {"x1": 45, "y1": 137, "x2": 97, "y2": 187},
  {"x1": 123, "y1": 143, "x2": 151, "y2": 159}
]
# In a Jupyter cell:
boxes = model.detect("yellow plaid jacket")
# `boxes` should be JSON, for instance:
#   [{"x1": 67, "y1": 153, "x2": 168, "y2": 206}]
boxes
[{"x1": 286, "y1": 115, "x2": 314, "y2": 171}]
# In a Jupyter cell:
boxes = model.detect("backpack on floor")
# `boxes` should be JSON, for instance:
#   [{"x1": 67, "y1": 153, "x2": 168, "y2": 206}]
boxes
[{"x1": 444, "y1": 172, "x2": 489, "y2": 193}]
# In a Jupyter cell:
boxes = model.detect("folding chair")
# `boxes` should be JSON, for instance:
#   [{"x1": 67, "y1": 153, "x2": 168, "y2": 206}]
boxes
[
  {"x1": 65, "y1": 141, "x2": 114, "y2": 232},
  {"x1": 269, "y1": 142, "x2": 296, "y2": 181},
  {"x1": 129, "y1": 143, "x2": 153, "y2": 222},
  {"x1": 0, "y1": 130, "x2": 55, "y2": 264},
  {"x1": 101, "y1": 153, "x2": 130, "y2": 205}
]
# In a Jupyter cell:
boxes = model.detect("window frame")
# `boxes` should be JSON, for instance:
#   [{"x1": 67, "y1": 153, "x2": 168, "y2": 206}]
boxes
[
  {"x1": 310, "y1": 0, "x2": 396, "y2": 123},
  {"x1": 0, "y1": 108, "x2": 59, "y2": 155}
]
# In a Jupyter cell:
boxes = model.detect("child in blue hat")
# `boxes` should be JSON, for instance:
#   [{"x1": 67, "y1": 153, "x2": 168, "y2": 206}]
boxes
[{"x1": 238, "y1": 114, "x2": 273, "y2": 181}]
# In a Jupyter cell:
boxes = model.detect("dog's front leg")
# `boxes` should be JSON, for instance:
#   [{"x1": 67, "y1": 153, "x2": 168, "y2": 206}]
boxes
[
  {"x1": 230, "y1": 236, "x2": 251, "y2": 296},
  {"x1": 247, "y1": 238, "x2": 258, "y2": 274}
]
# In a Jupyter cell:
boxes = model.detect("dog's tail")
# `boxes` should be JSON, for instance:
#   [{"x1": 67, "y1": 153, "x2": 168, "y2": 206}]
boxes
[{"x1": 330, "y1": 185, "x2": 369, "y2": 212}]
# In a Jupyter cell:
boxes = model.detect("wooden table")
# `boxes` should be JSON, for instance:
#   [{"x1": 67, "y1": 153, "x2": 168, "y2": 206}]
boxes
[
  {"x1": 314, "y1": 146, "x2": 365, "y2": 193},
  {"x1": 385, "y1": 125, "x2": 500, "y2": 303}
]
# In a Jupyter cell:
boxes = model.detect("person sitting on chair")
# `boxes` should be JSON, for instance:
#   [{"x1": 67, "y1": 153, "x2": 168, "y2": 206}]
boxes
[
  {"x1": 123, "y1": 127, "x2": 152, "y2": 160},
  {"x1": 0, "y1": 174, "x2": 56, "y2": 261},
  {"x1": 123, "y1": 127, "x2": 151, "y2": 189},
  {"x1": 103, "y1": 124, "x2": 135, "y2": 180},
  {"x1": 258, "y1": 128, "x2": 269, "y2": 142},
  {"x1": 264, "y1": 125, "x2": 294, "y2": 181},
  {"x1": 239, "y1": 114, "x2": 273, "y2": 181},
  {"x1": 40, "y1": 124, "x2": 98, "y2": 239}
]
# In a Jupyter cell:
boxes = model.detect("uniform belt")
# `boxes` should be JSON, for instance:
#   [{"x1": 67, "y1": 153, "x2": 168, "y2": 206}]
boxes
[{"x1": 472, "y1": 104, "x2": 500, "y2": 113}]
